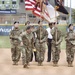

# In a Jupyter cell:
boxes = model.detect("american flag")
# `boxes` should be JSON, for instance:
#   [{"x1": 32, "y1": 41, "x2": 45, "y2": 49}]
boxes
[
  {"x1": 25, "y1": 0, "x2": 35, "y2": 10},
  {"x1": 25, "y1": 0, "x2": 59, "y2": 22}
]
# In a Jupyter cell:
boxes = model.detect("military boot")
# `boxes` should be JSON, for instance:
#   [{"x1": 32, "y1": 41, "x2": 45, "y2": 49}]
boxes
[
  {"x1": 13, "y1": 61, "x2": 18, "y2": 65},
  {"x1": 23, "y1": 63, "x2": 28, "y2": 68},
  {"x1": 53, "y1": 62, "x2": 58, "y2": 67},
  {"x1": 27, "y1": 63, "x2": 30, "y2": 66},
  {"x1": 38, "y1": 62, "x2": 43, "y2": 66},
  {"x1": 68, "y1": 62, "x2": 73, "y2": 67},
  {"x1": 13, "y1": 62, "x2": 16, "y2": 65}
]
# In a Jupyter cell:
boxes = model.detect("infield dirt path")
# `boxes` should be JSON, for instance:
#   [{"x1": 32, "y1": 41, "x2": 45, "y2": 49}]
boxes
[{"x1": 0, "y1": 48, "x2": 75, "y2": 75}]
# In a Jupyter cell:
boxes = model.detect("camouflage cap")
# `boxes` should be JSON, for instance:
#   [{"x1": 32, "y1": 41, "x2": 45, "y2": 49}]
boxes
[
  {"x1": 14, "y1": 21, "x2": 19, "y2": 24},
  {"x1": 25, "y1": 21, "x2": 30, "y2": 25},
  {"x1": 26, "y1": 26, "x2": 31, "y2": 30},
  {"x1": 68, "y1": 24, "x2": 73, "y2": 28}
]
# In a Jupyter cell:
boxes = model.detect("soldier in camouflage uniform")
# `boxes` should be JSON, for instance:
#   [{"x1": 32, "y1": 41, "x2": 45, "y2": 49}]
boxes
[
  {"x1": 65, "y1": 24, "x2": 75, "y2": 67},
  {"x1": 35, "y1": 21, "x2": 48, "y2": 66},
  {"x1": 9, "y1": 21, "x2": 22, "y2": 65},
  {"x1": 30, "y1": 25, "x2": 37, "y2": 62},
  {"x1": 23, "y1": 21, "x2": 30, "y2": 31},
  {"x1": 51, "y1": 23, "x2": 63, "y2": 67},
  {"x1": 21, "y1": 26, "x2": 34, "y2": 68}
]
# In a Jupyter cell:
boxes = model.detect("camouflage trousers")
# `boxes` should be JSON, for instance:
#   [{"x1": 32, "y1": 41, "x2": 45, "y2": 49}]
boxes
[
  {"x1": 11, "y1": 45, "x2": 21, "y2": 63},
  {"x1": 22, "y1": 46, "x2": 32, "y2": 65},
  {"x1": 66, "y1": 46, "x2": 75, "y2": 63},
  {"x1": 35, "y1": 43, "x2": 45, "y2": 63},
  {"x1": 52, "y1": 44, "x2": 61, "y2": 63}
]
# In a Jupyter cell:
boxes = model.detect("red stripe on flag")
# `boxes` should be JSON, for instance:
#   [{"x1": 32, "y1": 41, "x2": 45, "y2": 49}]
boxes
[
  {"x1": 33, "y1": 7, "x2": 43, "y2": 18},
  {"x1": 24, "y1": 0, "x2": 52, "y2": 22},
  {"x1": 30, "y1": 0, "x2": 36, "y2": 5},
  {"x1": 45, "y1": 11, "x2": 50, "y2": 18},
  {"x1": 25, "y1": 0, "x2": 34, "y2": 10}
]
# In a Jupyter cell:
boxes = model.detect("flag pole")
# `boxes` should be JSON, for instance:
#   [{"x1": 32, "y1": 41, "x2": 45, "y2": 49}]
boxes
[
  {"x1": 55, "y1": 8, "x2": 57, "y2": 43},
  {"x1": 38, "y1": 0, "x2": 43, "y2": 62},
  {"x1": 69, "y1": 0, "x2": 72, "y2": 24},
  {"x1": 39, "y1": 0, "x2": 43, "y2": 42}
]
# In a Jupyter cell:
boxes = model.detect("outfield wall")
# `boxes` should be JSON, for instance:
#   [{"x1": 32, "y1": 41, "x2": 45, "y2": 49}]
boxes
[
  {"x1": 0, "y1": 24, "x2": 47, "y2": 36},
  {"x1": 0, "y1": 24, "x2": 67, "y2": 36}
]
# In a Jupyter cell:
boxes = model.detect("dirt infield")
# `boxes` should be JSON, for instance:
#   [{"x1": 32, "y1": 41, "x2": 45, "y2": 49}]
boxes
[{"x1": 0, "y1": 48, "x2": 75, "y2": 75}]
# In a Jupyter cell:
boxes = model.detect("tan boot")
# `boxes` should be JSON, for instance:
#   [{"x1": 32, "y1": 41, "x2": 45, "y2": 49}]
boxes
[
  {"x1": 15, "y1": 62, "x2": 18, "y2": 65},
  {"x1": 68, "y1": 63, "x2": 73, "y2": 67},
  {"x1": 13, "y1": 61, "x2": 18, "y2": 65},
  {"x1": 53, "y1": 62, "x2": 58, "y2": 67},
  {"x1": 23, "y1": 64, "x2": 29, "y2": 68},
  {"x1": 68, "y1": 62, "x2": 73, "y2": 67},
  {"x1": 38, "y1": 62, "x2": 43, "y2": 66},
  {"x1": 40, "y1": 62, "x2": 43, "y2": 66},
  {"x1": 13, "y1": 62, "x2": 16, "y2": 65},
  {"x1": 38, "y1": 62, "x2": 41, "y2": 66}
]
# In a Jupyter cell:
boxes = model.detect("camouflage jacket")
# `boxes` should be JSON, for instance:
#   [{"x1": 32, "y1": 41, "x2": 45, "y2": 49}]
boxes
[
  {"x1": 65, "y1": 30, "x2": 75, "y2": 46},
  {"x1": 35, "y1": 26, "x2": 48, "y2": 43},
  {"x1": 51, "y1": 27, "x2": 63, "y2": 45},
  {"x1": 21, "y1": 31, "x2": 34, "y2": 48},
  {"x1": 9, "y1": 28, "x2": 22, "y2": 44}
]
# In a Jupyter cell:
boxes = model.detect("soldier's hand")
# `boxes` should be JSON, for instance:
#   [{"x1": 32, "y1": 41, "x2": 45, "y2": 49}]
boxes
[
  {"x1": 20, "y1": 42, "x2": 23, "y2": 46},
  {"x1": 39, "y1": 40, "x2": 42, "y2": 44},
  {"x1": 55, "y1": 42, "x2": 59, "y2": 45}
]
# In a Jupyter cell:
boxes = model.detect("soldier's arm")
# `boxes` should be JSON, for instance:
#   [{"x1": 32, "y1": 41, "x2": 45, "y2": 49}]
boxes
[
  {"x1": 56, "y1": 31, "x2": 63, "y2": 45},
  {"x1": 65, "y1": 32, "x2": 70, "y2": 41},
  {"x1": 51, "y1": 28, "x2": 55, "y2": 36},
  {"x1": 9, "y1": 31, "x2": 14, "y2": 39},
  {"x1": 19, "y1": 32, "x2": 25, "y2": 42},
  {"x1": 50, "y1": 28, "x2": 56, "y2": 44},
  {"x1": 19, "y1": 32, "x2": 25, "y2": 46},
  {"x1": 31, "y1": 37, "x2": 35, "y2": 49},
  {"x1": 71, "y1": 32, "x2": 75, "y2": 40},
  {"x1": 9, "y1": 30, "x2": 18, "y2": 40},
  {"x1": 41, "y1": 30, "x2": 48, "y2": 43}
]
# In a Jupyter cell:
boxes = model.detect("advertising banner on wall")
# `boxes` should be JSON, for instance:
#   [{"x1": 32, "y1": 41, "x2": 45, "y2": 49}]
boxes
[
  {"x1": 0, "y1": 10, "x2": 17, "y2": 14},
  {"x1": 0, "y1": 25, "x2": 47, "y2": 36},
  {"x1": 0, "y1": 26, "x2": 14, "y2": 36}
]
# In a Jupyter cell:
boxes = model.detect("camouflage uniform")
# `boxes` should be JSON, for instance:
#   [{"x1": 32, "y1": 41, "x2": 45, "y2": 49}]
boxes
[
  {"x1": 51, "y1": 27, "x2": 62, "y2": 66},
  {"x1": 65, "y1": 30, "x2": 75, "y2": 67},
  {"x1": 23, "y1": 25, "x2": 29, "y2": 31},
  {"x1": 35, "y1": 26, "x2": 48, "y2": 66},
  {"x1": 21, "y1": 31, "x2": 34, "y2": 68},
  {"x1": 9, "y1": 28, "x2": 22, "y2": 65}
]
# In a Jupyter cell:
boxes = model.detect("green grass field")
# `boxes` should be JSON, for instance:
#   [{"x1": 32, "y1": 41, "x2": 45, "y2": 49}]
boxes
[
  {"x1": 0, "y1": 36, "x2": 11, "y2": 48},
  {"x1": 0, "y1": 25, "x2": 67, "y2": 49}
]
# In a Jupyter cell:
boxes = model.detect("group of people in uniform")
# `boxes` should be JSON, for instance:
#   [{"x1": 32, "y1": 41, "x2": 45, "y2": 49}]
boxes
[{"x1": 9, "y1": 20, "x2": 75, "y2": 68}]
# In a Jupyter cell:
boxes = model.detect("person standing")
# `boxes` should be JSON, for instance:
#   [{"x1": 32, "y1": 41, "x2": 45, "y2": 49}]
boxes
[
  {"x1": 46, "y1": 23, "x2": 53, "y2": 62},
  {"x1": 9, "y1": 21, "x2": 22, "y2": 65},
  {"x1": 21, "y1": 26, "x2": 34, "y2": 68},
  {"x1": 23, "y1": 21, "x2": 30, "y2": 31},
  {"x1": 65, "y1": 24, "x2": 75, "y2": 67},
  {"x1": 35, "y1": 20, "x2": 48, "y2": 66},
  {"x1": 51, "y1": 23, "x2": 63, "y2": 67},
  {"x1": 30, "y1": 25, "x2": 37, "y2": 62}
]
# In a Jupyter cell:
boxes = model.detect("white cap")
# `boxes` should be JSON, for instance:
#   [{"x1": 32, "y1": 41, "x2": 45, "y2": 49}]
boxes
[{"x1": 50, "y1": 18, "x2": 57, "y2": 23}]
